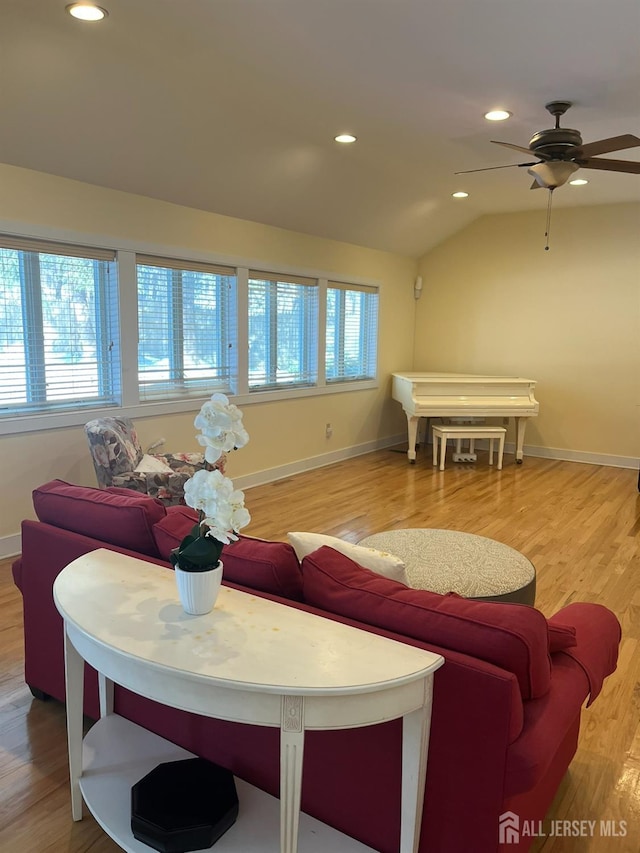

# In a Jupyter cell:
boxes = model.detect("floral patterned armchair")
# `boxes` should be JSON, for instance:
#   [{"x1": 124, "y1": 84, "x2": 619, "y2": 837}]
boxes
[{"x1": 84, "y1": 417, "x2": 215, "y2": 506}]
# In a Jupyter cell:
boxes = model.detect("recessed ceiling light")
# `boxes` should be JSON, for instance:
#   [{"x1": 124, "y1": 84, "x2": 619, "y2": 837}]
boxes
[
  {"x1": 334, "y1": 134, "x2": 357, "y2": 144},
  {"x1": 484, "y1": 110, "x2": 512, "y2": 122},
  {"x1": 569, "y1": 178, "x2": 588, "y2": 186},
  {"x1": 66, "y1": 3, "x2": 108, "y2": 21},
  {"x1": 452, "y1": 191, "x2": 469, "y2": 199}
]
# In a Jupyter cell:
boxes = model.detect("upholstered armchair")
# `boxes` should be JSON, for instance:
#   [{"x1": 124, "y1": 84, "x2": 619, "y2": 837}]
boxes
[{"x1": 84, "y1": 417, "x2": 214, "y2": 506}]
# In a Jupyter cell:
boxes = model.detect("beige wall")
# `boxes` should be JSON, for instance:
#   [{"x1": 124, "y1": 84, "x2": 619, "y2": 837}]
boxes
[
  {"x1": 2, "y1": 165, "x2": 637, "y2": 553},
  {"x1": 0, "y1": 164, "x2": 417, "y2": 548},
  {"x1": 416, "y1": 203, "x2": 640, "y2": 459}
]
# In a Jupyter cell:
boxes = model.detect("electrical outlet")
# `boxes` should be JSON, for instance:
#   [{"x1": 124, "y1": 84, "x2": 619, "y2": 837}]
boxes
[{"x1": 325, "y1": 423, "x2": 333, "y2": 439}]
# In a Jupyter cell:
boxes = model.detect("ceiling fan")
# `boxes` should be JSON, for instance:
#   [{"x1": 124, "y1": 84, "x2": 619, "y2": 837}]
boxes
[{"x1": 457, "y1": 101, "x2": 640, "y2": 189}]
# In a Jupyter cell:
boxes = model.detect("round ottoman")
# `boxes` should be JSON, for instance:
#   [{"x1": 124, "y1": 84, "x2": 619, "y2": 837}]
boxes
[{"x1": 358, "y1": 528, "x2": 536, "y2": 605}]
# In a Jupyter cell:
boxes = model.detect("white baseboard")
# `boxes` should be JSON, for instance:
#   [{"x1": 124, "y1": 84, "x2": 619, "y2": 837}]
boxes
[
  {"x1": 507, "y1": 442, "x2": 638, "y2": 470},
  {"x1": 422, "y1": 436, "x2": 638, "y2": 470},
  {"x1": 233, "y1": 433, "x2": 407, "y2": 490},
  {"x1": 1, "y1": 533, "x2": 22, "y2": 563},
  {"x1": 4, "y1": 436, "x2": 637, "y2": 562}
]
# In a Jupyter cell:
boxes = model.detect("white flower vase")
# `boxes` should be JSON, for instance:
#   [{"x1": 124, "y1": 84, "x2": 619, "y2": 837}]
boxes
[{"x1": 175, "y1": 562, "x2": 223, "y2": 615}]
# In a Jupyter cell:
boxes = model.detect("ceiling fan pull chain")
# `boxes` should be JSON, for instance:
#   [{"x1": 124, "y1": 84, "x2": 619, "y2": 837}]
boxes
[{"x1": 544, "y1": 188, "x2": 554, "y2": 251}]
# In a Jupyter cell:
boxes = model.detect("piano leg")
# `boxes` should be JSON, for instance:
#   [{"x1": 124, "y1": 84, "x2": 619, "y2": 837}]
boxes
[
  {"x1": 406, "y1": 414, "x2": 419, "y2": 463},
  {"x1": 515, "y1": 417, "x2": 528, "y2": 463}
]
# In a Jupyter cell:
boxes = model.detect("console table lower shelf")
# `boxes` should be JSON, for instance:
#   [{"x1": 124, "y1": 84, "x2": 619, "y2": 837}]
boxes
[{"x1": 81, "y1": 713, "x2": 375, "y2": 853}]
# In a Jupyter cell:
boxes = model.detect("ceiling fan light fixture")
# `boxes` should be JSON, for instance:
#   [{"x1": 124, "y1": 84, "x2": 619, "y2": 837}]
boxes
[
  {"x1": 66, "y1": 3, "x2": 108, "y2": 21},
  {"x1": 569, "y1": 178, "x2": 588, "y2": 186},
  {"x1": 484, "y1": 110, "x2": 512, "y2": 122},
  {"x1": 334, "y1": 134, "x2": 357, "y2": 144},
  {"x1": 527, "y1": 161, "x2": 579, "y2": 189},
  {"x1": 452, "y1": 191, "x2": 469, "y2": 198}
]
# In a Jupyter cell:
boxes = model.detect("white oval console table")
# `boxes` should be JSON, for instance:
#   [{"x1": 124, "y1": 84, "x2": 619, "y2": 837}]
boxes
[{"x1": 54, "y1": 549, "x2": 443, "y2": 853}]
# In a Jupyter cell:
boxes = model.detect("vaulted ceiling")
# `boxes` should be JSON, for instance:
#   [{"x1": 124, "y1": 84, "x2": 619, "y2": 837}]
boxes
[{"x1": 2, "y1": 0, "x2": 639, "y2": 257}]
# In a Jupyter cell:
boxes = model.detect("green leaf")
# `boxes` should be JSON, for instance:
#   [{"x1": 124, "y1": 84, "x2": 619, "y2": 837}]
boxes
[{"x1": 170, "y1": 531, "x2": 223, "y2": 572}]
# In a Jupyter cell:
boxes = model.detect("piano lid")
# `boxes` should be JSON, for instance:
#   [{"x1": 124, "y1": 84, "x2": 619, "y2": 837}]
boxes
[
  {"x1": 392, "y1": 372, "x2": 539, "y2": 416},
  {"x1": 393, "y1": 372, "x2": 537, "y2": 385}
]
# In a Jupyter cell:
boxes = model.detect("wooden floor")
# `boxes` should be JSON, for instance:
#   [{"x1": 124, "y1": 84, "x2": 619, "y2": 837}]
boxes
[{"x1": 1, "y1": 448, "x2": 639, "y2": 851}]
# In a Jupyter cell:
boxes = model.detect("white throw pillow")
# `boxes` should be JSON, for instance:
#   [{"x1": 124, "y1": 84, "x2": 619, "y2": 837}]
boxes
[
  {"x1": 134, "y1": 454, "x2": 174, "y2": 474},
  {"x1": 287, "y1": 531, "x2": 409, "y2": 586}
]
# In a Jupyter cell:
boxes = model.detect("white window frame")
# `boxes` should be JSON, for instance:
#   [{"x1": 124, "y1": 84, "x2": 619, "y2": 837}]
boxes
[
  {"x1": 247, "y1": 270, "x2": 319, "y2": 392},
  {"x1": 0, "y1": 235, "x2": 120, "y2": 420},
  {"x1": 0, "y1": 224, "x2": 380, "y2": 436},
  {"x1": 135, "y1": 254, "x2": 237, "y2": 402},
  {"x1": 326, "y1": 281, "x2": 379, "y2": 384}
]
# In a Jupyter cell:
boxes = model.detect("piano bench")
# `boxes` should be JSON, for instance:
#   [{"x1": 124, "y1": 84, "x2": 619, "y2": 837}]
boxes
[{"x1": 432, "y1": 425, "x2": 506, "y2": 471}]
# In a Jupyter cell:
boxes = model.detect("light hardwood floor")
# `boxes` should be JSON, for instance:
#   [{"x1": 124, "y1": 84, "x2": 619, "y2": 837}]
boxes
[{"x1": 1, "y1": 448, "x2": 638, "y2": 851}]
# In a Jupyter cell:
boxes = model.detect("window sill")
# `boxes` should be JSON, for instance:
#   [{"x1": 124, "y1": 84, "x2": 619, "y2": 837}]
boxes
[{"x1": 0, "y1": 379, "x2": 379, "y2": 436}]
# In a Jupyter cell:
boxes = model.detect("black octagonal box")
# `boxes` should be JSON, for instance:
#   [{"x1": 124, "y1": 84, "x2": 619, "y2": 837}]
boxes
[{"x1": 131, "y1": 757, "x2": 239, "y2": 852}]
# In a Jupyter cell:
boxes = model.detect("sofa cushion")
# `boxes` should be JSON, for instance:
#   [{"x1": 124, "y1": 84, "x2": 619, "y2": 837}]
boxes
[
  {"x1": 152, "y1": 505, "x2": 199, "y2": 557},
  {"x1": 288, "y1": 531, "x2": 409, "y2": 585},
  {"x1": 302, "y1": 546, "x2": 552, "y2": 700},
  {"x1": 152, "y1": 510, "x2": 304, "y2": 601},
  {"x1": 32, "y1": 479, "x2": 166, "y2": 558},
  {"x1": 445, "y1": 588, "x2": 576, "y2": 653},
  {"x1": 223, "y1": 536, "x2": 304, "y2": 601}
]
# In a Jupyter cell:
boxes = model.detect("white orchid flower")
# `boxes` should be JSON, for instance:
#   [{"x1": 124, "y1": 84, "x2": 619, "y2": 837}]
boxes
[
  {"x1": 183, "y1": 469, "x2": 251, "y2": 546},
  {"x1": 194, "y1": 393, "x2": 249, "y2": 463}
]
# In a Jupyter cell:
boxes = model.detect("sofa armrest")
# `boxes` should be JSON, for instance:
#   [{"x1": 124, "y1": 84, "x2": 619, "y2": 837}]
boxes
[
  {"x1": 11, "y1": 556, "x2": 23, "y2": 591},
  {"x1": 548, "y1": 602, "x2": 621, "y2": 706}
]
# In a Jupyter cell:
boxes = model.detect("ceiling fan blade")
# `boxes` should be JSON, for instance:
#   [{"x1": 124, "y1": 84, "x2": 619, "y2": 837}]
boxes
[
  {"x1": 492, "y1": 140, "x2": 551, "y2": 160},
  {"x1": 569, "y1": 134, "x2": 640, "y2": 159},
  {"x1": 455, "y1": 162, "x2": 537, "y2": 174},
  {"x1": 579, "y1": 157, "x2": 640, "y2": 174}
]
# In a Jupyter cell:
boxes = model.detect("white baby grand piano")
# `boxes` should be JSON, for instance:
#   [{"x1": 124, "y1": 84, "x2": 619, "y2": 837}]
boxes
[{"x1": 392, "y1": 372, "x2": 539, "y2": 464}]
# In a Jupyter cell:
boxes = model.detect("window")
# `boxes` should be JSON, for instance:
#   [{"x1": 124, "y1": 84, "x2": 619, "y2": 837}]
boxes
[
  {"x1": 248, "y1": 272, "x2": 318, "y2": 389},
  {"x1": 0, "y1": 236, "x2": 119, "y2": 416},
  {"x1": 0, "y1": 229, "x2": 380, "y2": 433},
  {"x1": 326, "y1": 282, "x2": 378, "y2": 382},
  {"x1": 136, "y1": 255, "x2": 237, "y2": 401}
]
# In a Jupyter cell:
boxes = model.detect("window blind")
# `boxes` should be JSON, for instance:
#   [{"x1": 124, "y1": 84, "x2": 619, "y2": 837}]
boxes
[
  {"x1": 136, "y1": 255, "x2": 237, "y2": 401},
  {"x1": 326, "y1": 282, "x2": 378, "y2": 382},
  {"x1": 0, "y1": 237, "x2": 120, "y2": 416},
  {"x1": 248, "y1": 273, "x2": 318, "y2": 389},
  {"x1": 0, "y1": 234, "x2": 115, "y2": 261},
  {"x1": 137, "y1": 254, "x2": 235, "y2": 277}
]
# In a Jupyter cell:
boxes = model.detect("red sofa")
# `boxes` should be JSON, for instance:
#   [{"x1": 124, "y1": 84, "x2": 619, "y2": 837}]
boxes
[{"x1": 12, "y1": 480, "x2": 621, "y2": 853}]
